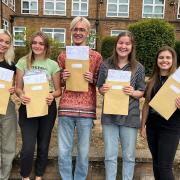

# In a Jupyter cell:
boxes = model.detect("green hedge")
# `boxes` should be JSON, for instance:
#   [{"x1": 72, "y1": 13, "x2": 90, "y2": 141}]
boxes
[
  {"x1": 175, "y1": 41, "x2": 180, "y2": 66},
  {"x1": 101, "y1": 36, "x2": 116, "y2": 60},
  {"x1": 129, "y1": 19, "x2": 175, "y2": 75}
]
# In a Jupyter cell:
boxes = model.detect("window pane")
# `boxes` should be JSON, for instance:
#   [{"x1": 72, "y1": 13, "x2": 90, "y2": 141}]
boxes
[
  {"x1": 155, "y1": 0, "x2": 164, "y2": 4},
  {"x1": 119, "y1": 5, "x2": 128, "y2": 12},
  {"x1": 57, "y1": 3, "x2": 65, "y2": 10},
  {"x1": 144, "y1": 0, "x2": 153, "y2": 4},
  {"x1": 73, "y1": 3, "x2": 79, "y2": 10},
  {"x1": 23, "y1": 2, "x2": 29, "y2": 8},
  {"x1": 109, "y1": 4, "x2": 117, "y2": 11},
  {"x1": 45, "y1": 2, "x2": 54, "y2": 9},
  {"x1": 109, "y1": 0, "x2": 117, "y2": 3},
  {"x1": 81, "y1": 3, "x2": 87, "y2": 10},
  {"x1": 144, "y1": 6, "x2": 153, "y2": 13},
  {"x1": 154, "y1": 6, "x2": 163, "y2": 13},
  {"x1": 119, "y1": 0, "x2": 128, "y2": 3}
]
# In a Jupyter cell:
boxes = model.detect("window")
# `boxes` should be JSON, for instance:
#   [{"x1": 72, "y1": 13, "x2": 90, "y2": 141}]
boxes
[
  {"x1": 22, "y1": 0, "x2": 38, "y2": 14},
  {"x1": 178, "y1": 0, "x2": 180, "y2": 19},
  {"x1": 44, "y1": 0, "x2": 66, "y2": 15},
  {"x1": 3, "y1": 19, "x2": 9, "y2": 31},
  {"x1": 2, "y1": 0, "x2": 8, "y2": 5},
  {"x1": 13, "y1": 27, "x2": 26, "y2": 46},
  {"x1": 72, "y1": 0, "x2": 88, "y2": 16},
  {"x1": 111, "y1": 30, "x2": 126, "y2": 36},
  {"x1": 142, "y1": 0, "x2": 165, "y2": 18},
  {"x1": 41, "y1": 28, "x2": 66, "y2": 47},
  {"x1": 9, "y1": 0, "x2": 15, "y2": 11},
  {"x1": 107, "y1": 0, "x2": 129, "y2": 17},
  {"x1": 88, "y1": 29, "x2": 96, "y2": 49}
]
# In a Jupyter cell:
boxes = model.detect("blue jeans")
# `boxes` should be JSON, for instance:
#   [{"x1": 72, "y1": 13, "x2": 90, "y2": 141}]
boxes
[
  {"x1": 58, "y1": 116, "x2": 93, "y2": 180},
  {"x1": 103, "y1": 124, "x2": 138, "y2": 180}
]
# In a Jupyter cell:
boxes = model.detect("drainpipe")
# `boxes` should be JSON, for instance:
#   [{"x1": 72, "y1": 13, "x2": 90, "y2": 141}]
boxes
[{"x1": 95, "y1": 0, "x2": 103, "y2": 50}]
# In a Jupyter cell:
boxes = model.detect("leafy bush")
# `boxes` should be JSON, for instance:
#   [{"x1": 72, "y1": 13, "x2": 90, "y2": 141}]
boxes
[
  {"x1": 101, "y1": 36, "x2": 116, "y2": 60},
  {"x1": 175, "y1": 41, "x2": 180, "y2": 66},
  {"x1": 129, "y1": 19, "x2": 175, "y2": 75}
]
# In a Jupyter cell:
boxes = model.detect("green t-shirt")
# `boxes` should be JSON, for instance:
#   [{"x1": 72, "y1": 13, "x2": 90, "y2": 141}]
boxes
[{"x1": 16, "y1": 56, "x2": 60, "y2": 91}]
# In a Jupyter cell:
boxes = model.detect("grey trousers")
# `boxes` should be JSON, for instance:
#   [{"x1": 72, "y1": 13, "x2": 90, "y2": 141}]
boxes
[{"x1": 0, "y1": 100, "x2": 17, "y2": 180}]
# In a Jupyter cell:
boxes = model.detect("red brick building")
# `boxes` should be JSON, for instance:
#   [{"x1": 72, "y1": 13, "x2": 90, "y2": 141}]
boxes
[{"x1": 1, "y1": 0, "x2": 180, "y2": 49}]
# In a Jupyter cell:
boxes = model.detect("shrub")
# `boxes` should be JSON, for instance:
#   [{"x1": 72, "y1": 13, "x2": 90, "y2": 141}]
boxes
[
  {"x1": 129, "y1": 19, "x2": 175, "y2": 75},
  {"x1": 101, "y1": 36, "x2": 116, "y2": 60},
  {"x1": 175, "y1": 41, "x2": 180, "y2": 66}
]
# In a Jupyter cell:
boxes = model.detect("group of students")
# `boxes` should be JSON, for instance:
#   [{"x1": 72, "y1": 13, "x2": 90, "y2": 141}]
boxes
[{"x1": 0, "y1": 16, "x2": 179, "y2": 180}]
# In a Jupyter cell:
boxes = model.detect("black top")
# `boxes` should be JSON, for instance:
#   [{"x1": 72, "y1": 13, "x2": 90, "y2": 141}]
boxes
[
  {"x1": 146, "y1": 76, "x2": 180, "y2": 134},
  {"x1": 0, "y1": 60, "x2": 16, "y2": 72}
]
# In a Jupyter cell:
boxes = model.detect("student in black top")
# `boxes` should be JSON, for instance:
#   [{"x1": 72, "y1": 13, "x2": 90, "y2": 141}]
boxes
[
  {"x1": 0, "y1": 29, "x2": 17, "y2": 180},
  {"x1": 141, "y1": 46, "x2": 180, "y2": 180}
]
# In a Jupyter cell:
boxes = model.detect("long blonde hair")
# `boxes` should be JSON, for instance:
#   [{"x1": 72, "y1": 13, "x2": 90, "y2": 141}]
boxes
[
  {"x1": 108, "y1": 31, "x2": 138, "y2": 74},
  {"x1": 0, "y1": 29, "x2": 15, "y2": 65},
  {"x1": 145, "y1": 46, "x2": 177, "y2": 102},
  {"x1": 26, "y1": 31, "x2": 50, "y2": 69}
]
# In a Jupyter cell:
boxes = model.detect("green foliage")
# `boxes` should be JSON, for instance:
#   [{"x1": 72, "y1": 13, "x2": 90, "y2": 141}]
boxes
[
  {"x1": 14, "y1": 28, "x2": 62, "y2": 63},
  {"x1": 175, "y1": 41, "x2": 180, "y2": 66},
  {"x1": 101, "y1": 36, "x2": 117, "y2": 60},
  {"x1": 128, "y1": 19, "x2": 175, "y2": 75}
]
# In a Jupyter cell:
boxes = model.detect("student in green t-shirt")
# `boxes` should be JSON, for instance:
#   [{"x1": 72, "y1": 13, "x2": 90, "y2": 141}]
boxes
[{"x1": 15, "y1": 31, "x2": 61, "y2": 180}]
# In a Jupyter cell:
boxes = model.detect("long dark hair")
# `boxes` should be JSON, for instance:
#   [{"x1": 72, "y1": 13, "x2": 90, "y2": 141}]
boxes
[
  {"x1": 145, "y1": 46, "x2": 177, "y2": 102},
  {"x1": 108, "y1": 31, "x2": 138, "y2": 73}
]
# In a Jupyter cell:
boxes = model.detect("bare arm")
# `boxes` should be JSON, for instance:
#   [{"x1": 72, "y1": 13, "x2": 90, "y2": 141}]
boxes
[
  {"x1": 123, "y1": 85, "x2": 144, "y2": 99},
  {"x1": 15, "y1": 69, "x2": 30, "y2": 104},
  {"x1": 140, "y1": 99, "x2": 149, "y2": 138}
]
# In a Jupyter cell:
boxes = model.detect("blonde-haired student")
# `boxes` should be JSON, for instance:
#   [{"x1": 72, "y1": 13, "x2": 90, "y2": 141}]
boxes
[
  {"x1": 0, "y1": 29, "x2": 17, "y2": 180},
  {"x1": 16, "y1": 31, "x2": 61, "y2": 180}
]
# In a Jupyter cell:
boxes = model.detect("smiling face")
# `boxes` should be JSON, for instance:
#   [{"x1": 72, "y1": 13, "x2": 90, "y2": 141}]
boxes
[
  {"x1": 0, "y1": 33, "x2": 11, "y2": 56},
  {"x1": 31, "y1": 36, "x2": 46, "y2": 57},
  {"x1": 71, "y1": 21, "x2": 89, "y2": 46},
  {"x1": 116, "y1": 35, "x2": 132, "y2": 60},
  {"x1": 157, "y1": 50, "x2": 173, "y2": 75}
]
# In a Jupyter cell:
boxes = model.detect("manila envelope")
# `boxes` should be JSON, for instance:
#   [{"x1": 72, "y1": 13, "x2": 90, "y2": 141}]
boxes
[
  {"x1": 0, "y1": 79, "x2": 12, "y2": 115},
  {"x1": 149, "y1": 76, "x2": 180, "y2": 120},
  {"x1": 104, "y1": 81, "x2": 130, "y2": 115},
  {"x1": 66, "y1": 59, "x2": 89, "y2": 92},
  {"x1": 24, "y1": 82, "x2": 49, "y2": 118}
]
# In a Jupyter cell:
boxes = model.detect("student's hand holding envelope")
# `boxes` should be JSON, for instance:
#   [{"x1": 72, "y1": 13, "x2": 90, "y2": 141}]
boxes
[
  {"x1": 99, "y1": 83, "x2": 111, "y2": 95},
  {"x1": 83, "y1": 71, "x2": 93, "y2": 83},
  {"x1": 175, "y1": 97, "x2": 180, "y2": 109},
  {"x1": 46, "y1": 93, "x2": 54, "y2": 106},
  {"x1": 62, "y1": 69, "x2": 71, "y2": 80},
  {"x1": 20, "y1": 94, "x2": 31, "y2": 105},
  {"x1": 123, "y1": 85, "x2": 134, "y2": 96},
  {"x1": 8, "y1": 86, "x2": 15, "y2": 94}
]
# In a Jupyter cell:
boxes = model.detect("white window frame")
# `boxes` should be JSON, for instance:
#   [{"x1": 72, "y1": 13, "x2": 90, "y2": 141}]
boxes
[
  {"x1": 142, "y1": 0, "x2": 165, "y2": 18},
  {"x1": 3, "y1": 19, "x2": 9, "y2": 31},
  {"x1": 178, "y1": 0, "x2": 180, "y2": 19},
  {"x1": 13, "y1": 26, "x2": 26, "y2": 47},
  {"x1": 71, "y1": 0, "x2": 89, "y2": 16},
  {"x1": 2, "y1": 0, "x2": 8, "y2": 5},
  {"x1": 41, "y1": 28, "x2": 66, "y2": 47},
  {"x1": 9, "y1": 0, "x2": 15, "y2": 11},
  {"x1": 106, "y1": 0, "x2": 129, "y2": 18},
  {"x1": 44, "y1": 0, "x2": 66, "y2": 16},
  {"x1": 21, "y1": 0, "x2": 38, "y2": 14},
  {"x1": 111, "y1": 30, "x2": 126, "y2": 36}
]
